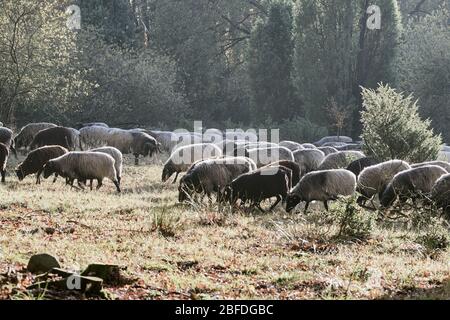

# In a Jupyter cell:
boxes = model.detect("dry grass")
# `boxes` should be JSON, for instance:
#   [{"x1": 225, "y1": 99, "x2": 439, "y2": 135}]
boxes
[{"x1": 0, "y1": 153, "x2": 449, "y2": 300}]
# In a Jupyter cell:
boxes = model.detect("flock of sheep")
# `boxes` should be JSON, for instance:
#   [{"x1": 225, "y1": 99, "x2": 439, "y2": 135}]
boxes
[{"x1": 0, "y1": 122, "x2": 450, "y2": 216}]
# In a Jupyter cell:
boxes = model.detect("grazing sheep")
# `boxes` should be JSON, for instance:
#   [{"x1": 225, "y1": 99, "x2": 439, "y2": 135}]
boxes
[
  {"x1": 411, "y1": 161, "x2": 450, "y2": 172},
  {"x1": 262, "y1": 160, "x2": 301, "y2": 189},
  {"x1": 30, "y1": 126, "x2": 81, "y2": 151},
  {"x1": 224, "y1": 130, "x2": 258, "y2": 143},
  {"x1": 0, "y1": 127, "x2": 17, "y2": 158},
  {"x1": 214, "y1": 139, "x2": 239, "y2": 157},
  {"x1": 318, "y1": 151, "x2": 365, "y2": 170},
  {"x1": 75, "y1": 122, "x2": 109, "y2": 129},
  {"x1": 335, "y1": 143, "x2": 363, "y2": 151},
  {"x1": 346, "y1": 157, "x2": 379, "y2": 177},
  {"x1": 381, "y1": 165, "x2": 447, "y2": 208},
  {"x1": 317, "y1": 146, "x2": 338, "y2": 156},
  {"x1": 431, "y1": 174, "x2": 450, "y2": 214},
  {"x1": 0, "y1": 143, "x2": 9, "y2": 183},
  {"x1": 90, "y1": 147, "x2": 123, "y2": 183},
  {"x1": 285, "y1": 169, "x2": 357, "y2": 213},
  {"x1": 162, "y1": 143, "x2": 222, "y2": 183},
  {"x1": 246, "y1": 146, "x2": 294, "y2": 168},
  {"x1": 14, "y1": 123, "x2": 57, "y2": 150},
  {"x1": 293, "y1": 149, "x2": 325, "y2": 175},
  {"x1": 301, "y1": 143, "x2": 317, "y2": 149},
  {"x1": 178, "y1": 157, "x2": 255, "y2": 202},
  {"x1": 79, "y1": 125, "x2": 110, "y2": 149},
  {"x1": 279, "y1": 141, "x2": 303, "y2": 151},
  {"x1": 224, "y1": 166, "x2": 291, "y2": 212},
  {"x1": 15, "y1": 145, "x2": 68, "y2": 184},
  {"x1": 321, "y1": 142, "x2": 347, "y2": 148},
  {"x1": 314, "y1": 136, "x2": 353, "y2": 147},
  {"x1": 42, "y1": 152, "x2": 121, "y2": 192},
  {"x1": 356, "y1": 160, "x2": 410, "y2": 206}
]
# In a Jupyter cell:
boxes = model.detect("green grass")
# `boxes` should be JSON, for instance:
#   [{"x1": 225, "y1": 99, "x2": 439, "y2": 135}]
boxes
[{"x1": 0, "y1": 153, "x2": 449, "y2": 300}]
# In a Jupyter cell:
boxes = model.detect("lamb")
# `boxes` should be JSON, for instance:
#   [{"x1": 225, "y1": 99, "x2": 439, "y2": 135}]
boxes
[
  {"x1": 224, "y1": 166, "x2": 291, "y2": 212},
  {"x1": 285, "y1": 169, "x2": 357, "y2": 213},
  {"x1": 314, "y1": 136, "x2": 353, "y2": 147},
  {"x1": 246, "y1": 146, "x2": 294, "y2": 168},
  {"x1": 90, "y1": 147, "x2": 123, "y2": 183},
  {"x1": 431, "y1": 174, "x2": 450, "y2": 215},
  {"x1": 293, "y1": 149, "x2": 325, "y2": 175},
  {"x1": 15, "y1": 145, "x2": 68, "y2": 184},
  {"x1": 318, "y1": 151, "x2": 365, "y2": 170},
  {"x1": 356, "y1": 160, "x2": 410, "y2": 206},
  {"x1": 42, "y1": 151, "x2": 121, "y2": 192},
  {"x1": 380, "y1": 165, "x2": 447, "y2": 208},
  {"x1": 262, "y1": 160, "x2": 301, "y2": 188},
  {"x1": 178, "y1": 157, "x2": 256, "y2": 203},
  {"x1": 162, "y1": 143, "x2": 222, "y2": 183},
  {"x1": 79, "y1": 125, "x2": 111, "y2": 149},
  {"x1": 0, "y1": 127, "x2": 17, "y2": 158},
  {"x1": 411, "y1": 161, "x2": 450, "y2": 172},
  {"x1": 279, "y1": 141, "x2": 303, "y2": 151},
  {"x1": 346, "y1": 157, "x2": 379, "y2": 177},
  {"x1": 317, "y1": 146, "x2": 338, "y2": 156},
  {"x1": 0, "y1": 143, "x2": 9, "y2": 183},
  {"x1": 30, "y1": 126, "x2": 81, "y2": 151},
  {"x1": 14, "y1": 123, "x2": 57, "y2": 150}
]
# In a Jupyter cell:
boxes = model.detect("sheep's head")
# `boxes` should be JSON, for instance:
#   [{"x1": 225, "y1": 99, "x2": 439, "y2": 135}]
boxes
[
  {"x1": 161, "y1": 164, "x2": 173, "y2": 182},
  {"x1": 15, "y1": 165, "x2": 25, "y2": 181},
  {"x1": 42, "y1": 161, "x2": 56, "y2": 179},
  {"x1": 178, "y1": 176, "x2": 194, "y2": 203},
  {"x1": 285, "y1": 193, "x2": 301, "y2": 212}
]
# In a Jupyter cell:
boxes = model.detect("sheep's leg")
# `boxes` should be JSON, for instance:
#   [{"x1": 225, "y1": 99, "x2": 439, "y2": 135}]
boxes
[
  {"x1": 323, "y1": 201, "x2": 329, "y2": 211},
  {"x1": 303, "y1": 202, "x2": 310, "y2": 214},
  {"x1": 96, "y1": 179, "x2": 103, "y2": 190},
  {"x1": 172, "y1": 172, "x2": 179, "y2": 184},
  {"x1": 134, "y1": 155, "x2": 139, "y2": 166},
  {"x1": 113, "y1": 180, "x2": 121, "y2": 193},
  {"x1": 53, "y1": 174, "x2": 58, "y2": 183},
  {"x1": 1, "y1": 170, "x2": 5, "y2": 183},
  {"x1": 77, "y1": 180, "x2": 86, "y2": 190},
  {"x1": 117, "y1": 176, "x2": 121, "y2": 184},
  {"x1": 35, "y1": 169, "x2": 43, "y2": 184},
  {"x1": 256, "y1": 202, "x2": 266, "y2": 213},
  {"x1": 269, "y1": 196, "x2": 282, "y2": 211},
  {"x1": 90, "y1": 180, "x2": 94, "y2": 191}
]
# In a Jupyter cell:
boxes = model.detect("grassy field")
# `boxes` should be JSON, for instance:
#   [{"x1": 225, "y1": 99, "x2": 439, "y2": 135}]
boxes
[{"x1": 0, "y1": 153, "x2": 449, "y2": 300}]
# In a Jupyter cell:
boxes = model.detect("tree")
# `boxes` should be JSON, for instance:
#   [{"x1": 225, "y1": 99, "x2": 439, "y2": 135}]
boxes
[
  {"x1": 248, "y1": 0, "x2": 298, "y2": 122},
  {"x1": 360, "y1": 84, "x2": 442, "y2": 163},
  {"x1": 394, "y1": 9, "x2": 450, "y2": 142}
]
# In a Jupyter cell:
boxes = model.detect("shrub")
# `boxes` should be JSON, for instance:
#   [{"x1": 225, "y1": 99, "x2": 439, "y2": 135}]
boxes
[
  {"x1": 416, "y1": 217, "x2": 450, "y2": 256},
  {"x1": 334, "y1": 197, "x2": 376, "y2": 241},
  {"x1": 360, "y1": 83, "x2": 442, "y2": 163},
  {"x1": 150, "y1": 208, "x2": 182, "y2": 237}
]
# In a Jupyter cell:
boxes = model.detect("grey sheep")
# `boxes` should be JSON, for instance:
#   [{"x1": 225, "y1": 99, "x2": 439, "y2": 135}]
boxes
[
  {"x1": 317, "y1": 146, "x2": 338, "y2": 156},
  {"x1": 178, "y1": 156, "x2": 256, "y2": 202},
  {"x1": 293, "y1": 149, "x2": 325, "y2": 175},
  {"x1": 43, "y1": 151, "x2": 121, "y2": 192},
  {"x1": 75, "y1": 122, "x2": 109, "y2": 130},
  {"x1": 346, "y1": 157, "x2": 379, "y2": 177},
  {"x1": 14, "y1": 123, "x2": 57, "y2": 150},
  {"x1": 79, "y1": 126, "x2": 111, "y2": 149},
  {"x1": 246, "y1": 146, "x2": 294, "y2": 168},
  {"x1": 411, "y1": 161, "x2": 450, "y2": 172},
  {"x1": 301, "y1": 143, "x2": 317, "y2": 149},
  {"x1": 314, "y1": 136, "x2": 353, "y2": 146},
  {"x1": 431, "y1": 174, "x2": 450, "y2": 215},
  {"x1": 0, "y1": 127, "x2": 17, "y2": 158},
  {"x1": 90, "y1": 147, "x2": 123, "y2": 183},
  {"x1": 30, "y1": 126, "x2": 81, "y2": 151},
  {"x1": 162, "y1": 143, "x2": 222, "y2": 183},
  {"x1": 318, "y1": 151, "x2": 365, "y2": 170},
  {"x1": 286, "y1": 169, "x2": 357, "y2": 213},
  {"x1": 0, "y1": 143, "x2": 9, "y2": 183},
  {"x1": 279, "y1": 141, "x2": 303, "y2": 151},
  {"x1": 16, "y1": 145, "x2": 68, "y2": 184},
  {"x1": 262, "y1": 160, "x2": 301, "y2": 189},
  {"x1": 381, "y1": 165, "x2": 447, "y2": 208},
  {"x1": 356, "y1": 160, "x2": 410, "y2": 206}
]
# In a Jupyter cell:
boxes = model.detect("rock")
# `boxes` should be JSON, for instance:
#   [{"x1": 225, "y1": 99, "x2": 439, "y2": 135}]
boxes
[
  {"x1": 81, "y1": 264, "x2": 121, "y2": 284},
  {"x1": 27, "y1": 253, "x2": 61, "y2": 274}
]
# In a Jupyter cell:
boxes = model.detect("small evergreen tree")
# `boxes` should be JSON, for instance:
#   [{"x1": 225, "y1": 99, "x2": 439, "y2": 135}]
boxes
[{"x1": 360, "y1": 84, "x2": 442, "y2": 162}]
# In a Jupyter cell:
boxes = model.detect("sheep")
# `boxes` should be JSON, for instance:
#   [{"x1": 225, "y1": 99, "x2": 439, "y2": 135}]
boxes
[
  {"x1": 214, "y1": 139, "x2": 239, "y2": 157},
  {"x1": 318, "y1": 151, "x2": 365, "y2": 170},
  {"x1": 321, "y1": 142, "x2": 347, "y2": 148},
  {"x1": 317, "y1": 146, "x2": 338, "y2": 156},
  {"x1": 224, "y1": 130, "x2": 258, "y2": 143},
  {"x1": 246, "y1": 146, "x2": 294, "y2": 168},
  {"x1": 90, "y1": 147, "x2": 123, "y2": 183},
  {"x1": 335, "y1": 143, "x2": 363, "y2": 151},
  {"x1": 262, "y1": 160, "x2": 301, "y2": 189},
  {"x1": 431, "y1": 174, "x2": 450, "y2": 215},
  {"x1": 0, "y1": 127, "x2": 17, "y2": 158},
  {"x1": 79, "y1": 125, "x2": 111, "y2": 149},
  {"x1": 75, "y1": 122, "x2": 109, "y2": 129},
  {"x1": 356, "y1": 160, "x2": 410, "y2": 207},
  {"x1": 162, "y1": 143, "x2": 222, "y2": 183},
  {"x1": 380, "y1": 165, "x2": 447, "y2": 208},
  {"x1": 314, "y1": 136, "x2": 353, "y2": 146},
  {"x1": 293, "y1": 149, "x2": 325, "y2": 175},
  {"x1": 279, "y1": 141, "x2": 303, "y2": 151},
  {"x1": 42, "y1": 151, "x2": 121, "y2": 192},
  {"x1": 245, "y1": 142, "x2": 278, "y2": 149},
  {"x1": 30, "y1": 126, "x2": 81, "y2": 151},
  {"x1": 202, "y1": 129, "x2": 223, "y2": 144},
  {"x1": 346, "y1": 157, "x2": 379, "y2": 177},
  {"x1": 14, "y1": 123, "x2": 57, "y2": 150},
  {"x1": 0, "y1": 143, "x2": 9, "y2": 183},
  {"x1": 301, "y1": 143, "x2": 317, "y2": 149},
  {"x1": 411, "y1": 161, "x2": 450, "y2": 172},
  {"x1": 178, "y1": 157, "x2": 256, "y2": 203},
  {"x1": 285, "y1": 169, "x2": 357, "y2": 213},
  {"x1": 224, "y1": 166, "x2": 291, "y2": 212},
  {"x1": 15, "y1": 145, "x2": 68, "y2": 184},
  {"x1": 438, "y1": 151, "x2": 450, "y2": 162},
  {"x1": 441, "y1": 145, "x2": 450, "y2": 153}
]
